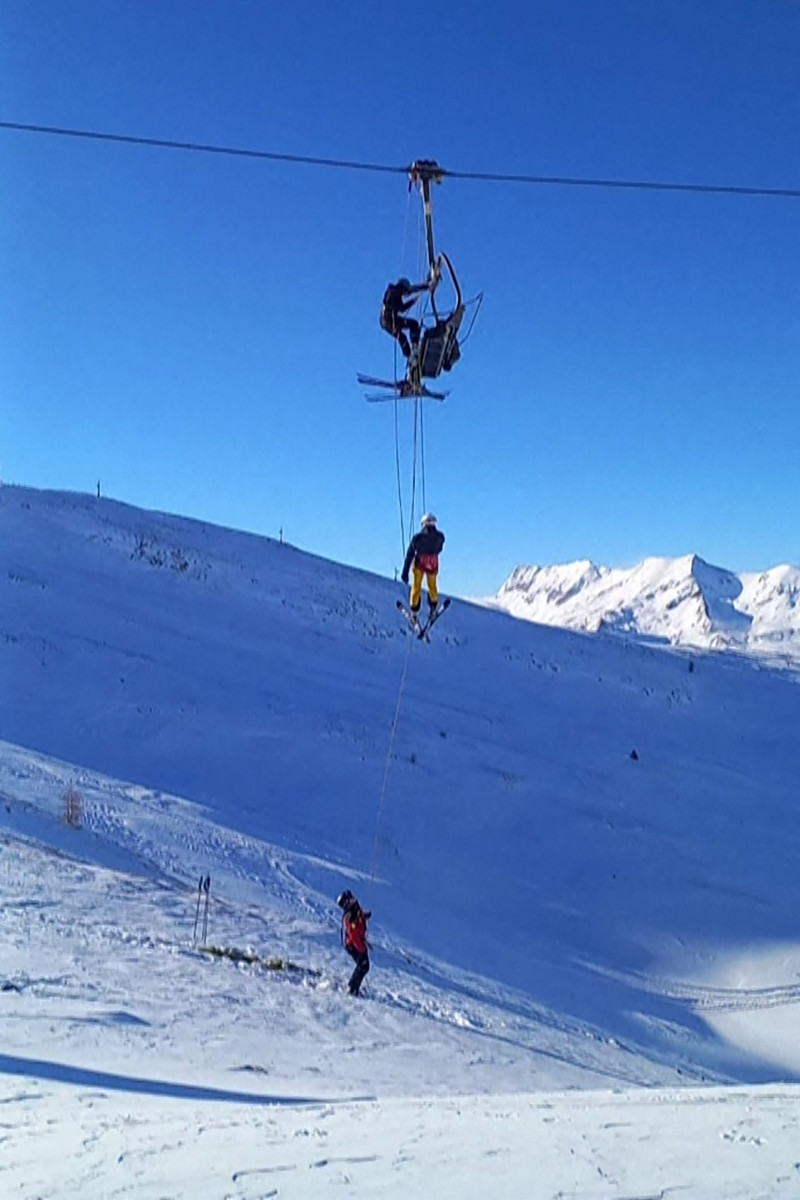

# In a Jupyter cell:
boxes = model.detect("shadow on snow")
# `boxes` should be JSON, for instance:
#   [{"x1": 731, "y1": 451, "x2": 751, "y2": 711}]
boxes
[{"x1": 0, "y1": 1053, "x2": 365, "y2": 1107}]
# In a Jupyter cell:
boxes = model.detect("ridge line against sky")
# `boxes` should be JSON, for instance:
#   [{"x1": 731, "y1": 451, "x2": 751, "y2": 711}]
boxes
[{"x1": 2, "y1": 1, "x2": 799, "y2": 595}]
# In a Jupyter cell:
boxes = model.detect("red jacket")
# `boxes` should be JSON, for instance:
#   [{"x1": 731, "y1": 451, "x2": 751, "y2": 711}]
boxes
[{"x1": 343, "y1": 906, "x2": 370, "y2": 955}]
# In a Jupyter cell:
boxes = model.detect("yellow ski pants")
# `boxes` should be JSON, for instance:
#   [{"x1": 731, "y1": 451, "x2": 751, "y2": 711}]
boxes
[{"x1": 410, "y1": 564, "x2": 439, "y2": 611}]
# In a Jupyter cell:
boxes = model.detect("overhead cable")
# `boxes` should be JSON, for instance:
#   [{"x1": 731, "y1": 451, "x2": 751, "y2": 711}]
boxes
[{"x1": 3, "y1": 120, "x2": 800, "y2": 200}]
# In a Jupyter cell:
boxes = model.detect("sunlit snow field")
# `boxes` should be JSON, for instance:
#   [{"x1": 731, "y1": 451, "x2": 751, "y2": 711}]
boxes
[{"x1": 2, "y1": 485, "x2": 800, "y2": 1198}]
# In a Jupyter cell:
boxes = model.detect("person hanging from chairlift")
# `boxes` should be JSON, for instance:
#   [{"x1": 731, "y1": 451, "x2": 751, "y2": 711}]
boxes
[
  {"x1": 380, "y1": 277, "x2": 428, "y2": 359},
  {"x1": 401, "y1": 512, "x2": 445, "y2": 620}
]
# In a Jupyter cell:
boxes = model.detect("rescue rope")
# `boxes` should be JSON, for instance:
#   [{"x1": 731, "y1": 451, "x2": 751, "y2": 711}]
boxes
[
  {"x1": 407, "y1": 399, "x2": 419, "y2": 542},
  {"x1": 419, "y1": 400, "x2": 427, "y2": 515},
  {"x1": 393, "y1": 388, "x2": 406, "y2": 565},
  {"x1": 405, "y1": 202, "x2": 429, "y2": 539},
  {"x1": 392, "y1": 187, "x2": 414, "y2": 566},
  {"x1": 370, "y1": 629, "x2": 414, "y2": 882},
  {"x1": 399, "y1": 186, "x2": 412, "y2": 279}
]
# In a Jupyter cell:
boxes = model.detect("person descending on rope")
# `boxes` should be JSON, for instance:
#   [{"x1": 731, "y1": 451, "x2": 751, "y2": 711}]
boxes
[
  {"x1": 380, "y1": 277, "x2": 428, "y2": 360},
  {"x1": 401, "y1": 513, "x2": 445, "y2": 622},
  {"x1": 337, "y1": 889, "x2": 371, "y2": 996}
]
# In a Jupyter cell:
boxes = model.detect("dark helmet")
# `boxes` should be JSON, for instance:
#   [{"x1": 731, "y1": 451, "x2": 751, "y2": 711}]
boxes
[
  {"x1": 397, "y1": 277, "x2": 411, "y2": 291},
  {"x1": 336, "y1": 889, "x2": 354, "y2": 909}
]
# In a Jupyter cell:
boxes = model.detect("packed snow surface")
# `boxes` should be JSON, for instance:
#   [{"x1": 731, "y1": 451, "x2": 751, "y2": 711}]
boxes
[{"x1": 2, "y1": 485, "x2": 800, "y2": 1197}]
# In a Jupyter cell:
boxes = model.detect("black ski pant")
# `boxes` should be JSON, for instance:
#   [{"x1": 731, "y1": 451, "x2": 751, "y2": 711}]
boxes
[
  {"x1": 345, "y1": 945, "x2": 370, "y2": 995},
  {"x1": 395, "y1": 316, "x2": 420, "y2": 358},
  {"x1": 382, "y1": 313, "x2": 420, "y2": 359}
]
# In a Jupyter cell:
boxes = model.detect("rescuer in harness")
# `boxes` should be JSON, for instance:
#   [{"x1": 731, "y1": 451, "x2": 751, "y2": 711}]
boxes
[{"x1": 380, "y1": 277, "x2": 428, "y2": 359}]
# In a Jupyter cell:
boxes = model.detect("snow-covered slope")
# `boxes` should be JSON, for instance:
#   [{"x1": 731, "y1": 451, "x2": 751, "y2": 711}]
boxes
[
  {"x1": 491, "y1": 553, "x2": 800, "y2": 656},
  {"x1": 3, "y1": 485, "x2": 800, "y2": 1198}
]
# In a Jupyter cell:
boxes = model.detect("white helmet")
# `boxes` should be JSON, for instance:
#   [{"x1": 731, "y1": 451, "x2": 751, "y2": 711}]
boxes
[{"x1": 421, "y1": 512, "x2": 437, "y2": 527}]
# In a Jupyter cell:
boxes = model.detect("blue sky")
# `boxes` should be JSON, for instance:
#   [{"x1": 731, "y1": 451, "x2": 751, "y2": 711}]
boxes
[{"x1": 2, "y1": 1, "x2": 799, "y2": 596}]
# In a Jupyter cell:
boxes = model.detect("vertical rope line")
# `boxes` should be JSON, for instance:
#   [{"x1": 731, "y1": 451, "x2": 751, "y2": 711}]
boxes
[
  {"x1": 370, "y1": 632, "x2": 414, "y2": 882},
  {"x1": 411, "y1": 182, "x2": 429, "y2": 523},
  {"x1": 392, "y1": 336, "x2": 408, "y2": 563},
  {"x1": 393, "y1": 391, "x2": 406, "y2": 564},
  {"x1": 419, "y1": 399, "x2": 427, "y2": 513},
  {"x1": 412, "y1": 185, "x2": 428, "y2": 327},
  {"x1": 408, "y1": 398, "x2": 419, "y2": 542},
  {"x1": 400, "y1": 186, "x2": 412, "y2": 275},
  {"x1": 416, "y1": 184, "x2": 425, "y2": 285},
  {"x1": 392, "y1": 186, "x2": 416, "y2": 564}
]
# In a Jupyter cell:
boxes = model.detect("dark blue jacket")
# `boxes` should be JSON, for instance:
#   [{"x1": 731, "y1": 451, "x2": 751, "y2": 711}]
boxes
[{"x1": 402, "y1": 527, "x2": 445, "y2": 581}]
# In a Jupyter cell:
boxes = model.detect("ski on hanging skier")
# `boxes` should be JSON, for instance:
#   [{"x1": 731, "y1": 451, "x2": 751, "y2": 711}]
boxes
[
  {"x1": 396, "y1": 596, "x2": 450, "y2": 641},
  {"x1": 417, "y1": 597, "x2": 451, "y2": 642},
  {"x1": 396, "y1": 599, "x2": 422, "y2": 635}
]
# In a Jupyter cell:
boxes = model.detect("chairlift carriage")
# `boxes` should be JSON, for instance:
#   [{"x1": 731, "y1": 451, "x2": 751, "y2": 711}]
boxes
[{"x1": 358, "y1": 159, "x2": 481, "y2": 402}]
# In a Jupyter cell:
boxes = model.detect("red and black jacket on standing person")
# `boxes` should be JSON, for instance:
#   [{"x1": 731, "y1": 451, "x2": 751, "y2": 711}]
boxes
[
  {"x1": 337, "y1": 889, "x2": 372, "y2": 996},
  {"x1": 343, "y1": 903, "x2": 370, "y2": 955}
]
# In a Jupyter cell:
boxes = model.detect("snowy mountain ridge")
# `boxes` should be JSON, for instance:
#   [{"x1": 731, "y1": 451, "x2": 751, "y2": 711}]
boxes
[{"x1": 489, "y1": 552, "x2": 800, "y2": 656}]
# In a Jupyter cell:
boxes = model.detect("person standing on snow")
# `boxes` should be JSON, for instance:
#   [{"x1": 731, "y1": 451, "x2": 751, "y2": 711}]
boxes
[
  {"x1": 401, "y1": 513, "x2": 445, "y2": 619},
  {"x1": 337, "y1": 890, "x2": 371, "y2": 997}
]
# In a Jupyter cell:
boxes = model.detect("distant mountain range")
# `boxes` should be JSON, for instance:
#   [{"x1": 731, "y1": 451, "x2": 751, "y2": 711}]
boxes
[{"x1": 488, "y1": 554, "x2": 800, "y2": 658}]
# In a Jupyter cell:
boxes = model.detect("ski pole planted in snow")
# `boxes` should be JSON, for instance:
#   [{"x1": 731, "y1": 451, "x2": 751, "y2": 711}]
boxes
[
  {"x1": 201, "y1": 874, "x2": 211, "y2": 945},
  {"x1": 192, "y1": 874, "x2": 210, "y2": 944},
  {"x1": 192, "y1": 876, "x2": 202, "y2": 942}
]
